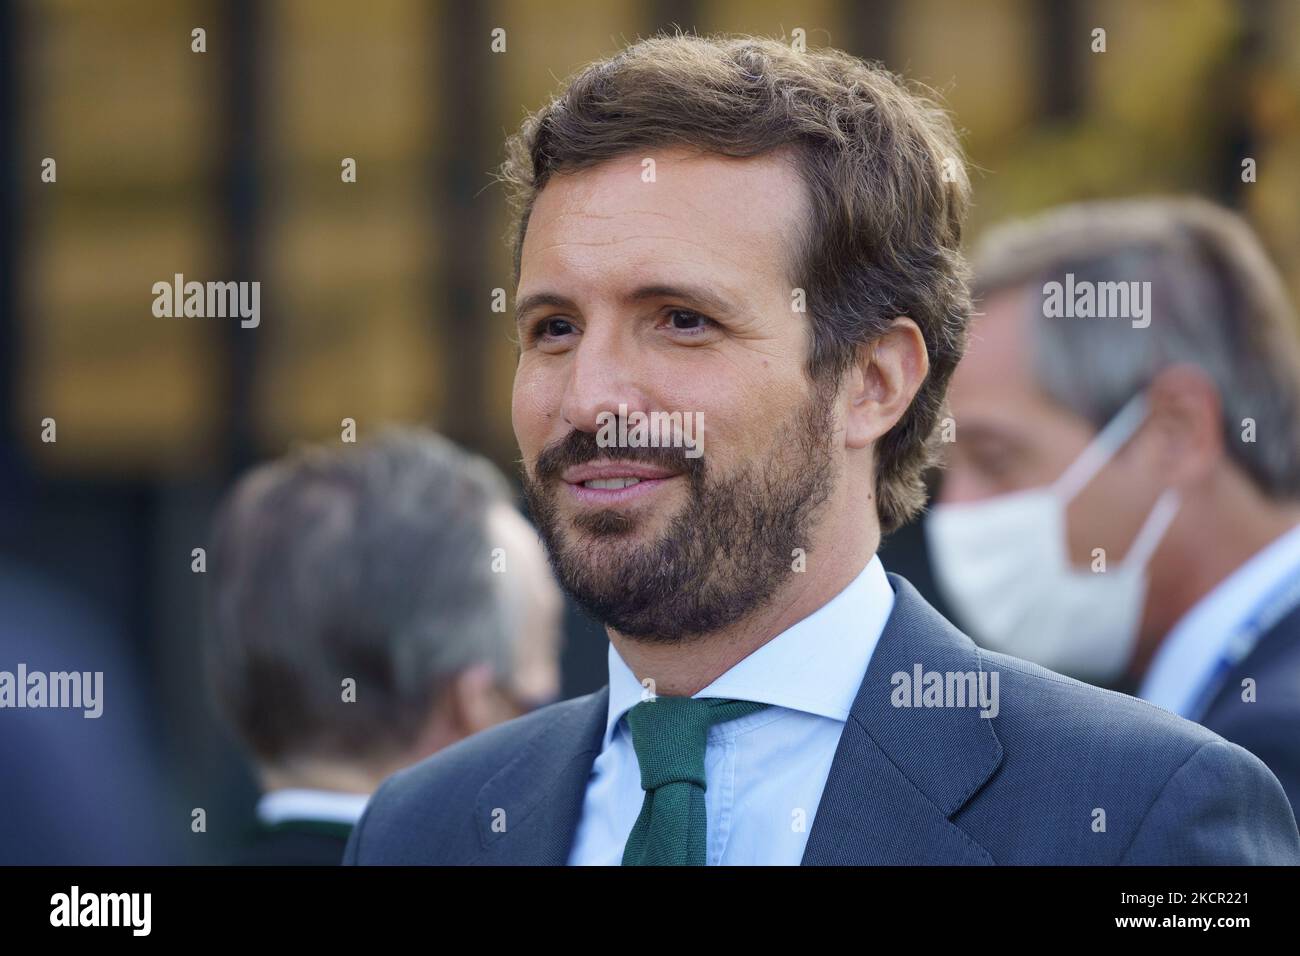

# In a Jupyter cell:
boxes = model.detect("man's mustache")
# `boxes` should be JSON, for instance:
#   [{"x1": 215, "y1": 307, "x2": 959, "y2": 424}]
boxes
[{"x1": 530, "y1": 427, "x2": 705, "y2": 483}]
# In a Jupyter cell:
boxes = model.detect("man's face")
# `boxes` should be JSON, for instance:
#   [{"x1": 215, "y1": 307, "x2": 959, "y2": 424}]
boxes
[
  {"x1": 937, "y1": 287, "x2": 1161, "y2": 568},
  {"x1": 512, "y1": 147, "x2": 840, "y2": 641}
]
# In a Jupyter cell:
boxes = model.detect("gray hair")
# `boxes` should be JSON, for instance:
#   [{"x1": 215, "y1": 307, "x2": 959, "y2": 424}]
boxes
[
  {"x1": 205, "y1": 427, "x2": 515, "y2": 766},
  {"x1": 972, "y1": 197, "x2": 1300, "y2": 499}
]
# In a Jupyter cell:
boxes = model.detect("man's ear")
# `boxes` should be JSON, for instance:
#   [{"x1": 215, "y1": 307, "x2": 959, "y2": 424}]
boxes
[
  {"x1": 446, "y1": 661, "x2": 504, "y2": 737},
  {"x1": 844, "y1": 317, "x2": 929, "y2": 450},
  {"x1": 1139, "y1": 363, "x2": 1224, "y2": 485}
]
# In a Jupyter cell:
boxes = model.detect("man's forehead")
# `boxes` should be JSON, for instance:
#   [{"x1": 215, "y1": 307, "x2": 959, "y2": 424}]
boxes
[
  {"x1": 520, "y1": 147, "x2": 807, "y2": 287},
  {"x1": 953, "y1": 285, "x2": 1078, "y2": 432}
]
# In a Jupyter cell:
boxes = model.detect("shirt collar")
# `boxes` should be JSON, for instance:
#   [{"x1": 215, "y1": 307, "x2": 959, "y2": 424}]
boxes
[
  {"x1": 1140, "y1": 519, "x2": 1300, "y2": 716},
  {"x1": 601, "y1": 554, "x2": 895, "y2": 749},
  {"x1": 255, "y1": 788, "x2": 371, "y2": 827}
]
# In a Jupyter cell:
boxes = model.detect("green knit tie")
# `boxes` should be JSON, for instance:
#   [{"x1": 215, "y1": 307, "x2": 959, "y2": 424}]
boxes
[{"x1": 621, "y1": 696, "x2": 771, "y2": 866}]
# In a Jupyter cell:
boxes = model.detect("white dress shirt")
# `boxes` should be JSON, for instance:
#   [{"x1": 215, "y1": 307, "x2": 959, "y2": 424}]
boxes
[
  {"x1": 1140, "y1": 520, "x2": 1300, "y2": 719},
  {"x1": 567, "y1": 553, "x2": 896, "y2": 865},
  {"x1": 255, "y1": 788, "x2": 370, "y2": 827}
]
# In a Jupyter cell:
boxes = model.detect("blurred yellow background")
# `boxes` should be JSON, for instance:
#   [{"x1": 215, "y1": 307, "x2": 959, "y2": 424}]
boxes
[{"x1": 15, "y1": 0, "x2": 1300, "y2": 478}]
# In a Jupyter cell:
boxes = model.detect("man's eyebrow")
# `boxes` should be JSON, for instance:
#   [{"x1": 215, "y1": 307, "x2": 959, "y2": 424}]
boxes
[
  {"x1": 958, "y1": 421, "x2": 1029, "y2": 454},
  {"x1": 515, "y1": 283, "x2": 736, "y2": 326},
  {"x1": 624, "y1": 283, "x2": 736, "y2": 317},
  {"x1": 514, "y1": 292, "x2": 576, "y2": 327}
]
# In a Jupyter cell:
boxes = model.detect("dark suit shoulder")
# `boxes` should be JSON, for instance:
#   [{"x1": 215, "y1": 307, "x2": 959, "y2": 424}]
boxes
[
  {"x1": 978, "y1": 646, "x2": 1223, "y2": 757},
  {"x1": 958, "y1": 647, "x2": 1297, "y2": 862},
  {"x1": 344, "y1": 691, "x2": 602, "y2": 864},
  {"x1": 974, "y1": 643, "x2": 1276, "y2": 789}
]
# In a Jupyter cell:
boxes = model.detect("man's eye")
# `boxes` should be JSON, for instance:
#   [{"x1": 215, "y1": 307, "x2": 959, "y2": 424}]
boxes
[
  {"x1": 666, "y1": 309, "x2": 713, "y2": 333},
  {"x1": 967, "y1": 445, "x2": 1017, "y2": 482},
  {"x1": 534, "y1": 317, "x2": 575, "y2": 340}
]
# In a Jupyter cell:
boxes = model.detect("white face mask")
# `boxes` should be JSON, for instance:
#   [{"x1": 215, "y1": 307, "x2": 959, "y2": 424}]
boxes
[{"x1": 924, "y1": 394, "x2": 1181, "y2": 684}]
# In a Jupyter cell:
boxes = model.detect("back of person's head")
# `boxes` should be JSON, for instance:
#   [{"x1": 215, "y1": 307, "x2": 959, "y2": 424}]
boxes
[
  {"x1": 972, "y1": 196, "x2": 1300, "y2": 501},
  {"x1": 205, "y1": 426, "x2": 524, "y2": 779}
]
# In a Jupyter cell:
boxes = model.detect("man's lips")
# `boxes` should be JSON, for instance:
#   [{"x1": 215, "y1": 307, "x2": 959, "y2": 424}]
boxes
[
  {"x1": 560, "y1": 460, "x2": 683, "y2": 505},
  {"x1": 562, "y1": 461, "x2": 680, "y2": 483}
]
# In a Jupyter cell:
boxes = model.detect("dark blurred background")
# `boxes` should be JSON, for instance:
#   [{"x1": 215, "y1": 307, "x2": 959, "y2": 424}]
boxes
[{"x1": 2, "y1": 0, "x2": 1298, "y2": 862}]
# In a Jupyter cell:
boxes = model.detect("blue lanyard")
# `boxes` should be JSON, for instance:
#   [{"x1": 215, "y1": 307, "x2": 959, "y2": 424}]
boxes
[{"x1": 1185, "y1": 566, "x2": 1300, "y2": 722}]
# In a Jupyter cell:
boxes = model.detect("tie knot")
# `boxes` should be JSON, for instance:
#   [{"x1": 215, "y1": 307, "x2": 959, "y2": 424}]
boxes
[{"x1": 625, "y1": 696, "x2": 769, "y2": 791}]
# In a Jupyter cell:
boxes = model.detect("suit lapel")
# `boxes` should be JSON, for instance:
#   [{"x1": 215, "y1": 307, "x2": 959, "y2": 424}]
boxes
[
  {"x1": 802, "y1": 573, "x2": 1002, "y2": 864},
  {"x1": 472, "y1": 686, "x2": 608, "y2": 864}
]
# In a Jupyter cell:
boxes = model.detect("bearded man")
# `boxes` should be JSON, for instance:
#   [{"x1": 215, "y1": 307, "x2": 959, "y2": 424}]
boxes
[{"x1": 344, "y1": 34, "x2": 1298, "y2": 866}]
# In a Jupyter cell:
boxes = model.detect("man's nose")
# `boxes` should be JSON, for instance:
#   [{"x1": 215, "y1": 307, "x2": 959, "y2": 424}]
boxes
[{"x1": 559, "y1": 323, "x2": 652, "y2": 435}]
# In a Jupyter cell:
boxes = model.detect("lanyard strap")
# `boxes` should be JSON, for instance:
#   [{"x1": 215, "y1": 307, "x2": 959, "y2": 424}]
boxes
[{"x1": 1186, "y1": 567, "x2": 1300, "y2": 721}]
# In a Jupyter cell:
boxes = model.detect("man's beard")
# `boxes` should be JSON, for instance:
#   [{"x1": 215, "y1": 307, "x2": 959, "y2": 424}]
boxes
[{"x1": 520, "y1": 384, "x2": 838, "y2": 643}]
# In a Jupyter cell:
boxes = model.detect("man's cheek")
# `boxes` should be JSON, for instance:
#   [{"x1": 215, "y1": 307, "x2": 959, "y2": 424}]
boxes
[{"x1": 511, "y1": 384, "x2": 551, "y2": 454}]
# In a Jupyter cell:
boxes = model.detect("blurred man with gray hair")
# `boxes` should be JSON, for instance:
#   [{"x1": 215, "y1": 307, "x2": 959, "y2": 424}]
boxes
[
  {"x1": 928, "y1": 197, "x2": 1300, "y2": 810},
  {"x1": 206, "y1": 427, "x2": 563, "y2": 864}
]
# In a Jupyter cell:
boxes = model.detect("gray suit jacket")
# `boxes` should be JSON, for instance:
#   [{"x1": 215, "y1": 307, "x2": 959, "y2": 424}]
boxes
[{"x1": 345, "y1": 574, "x2": 1300, "y2": 864}]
